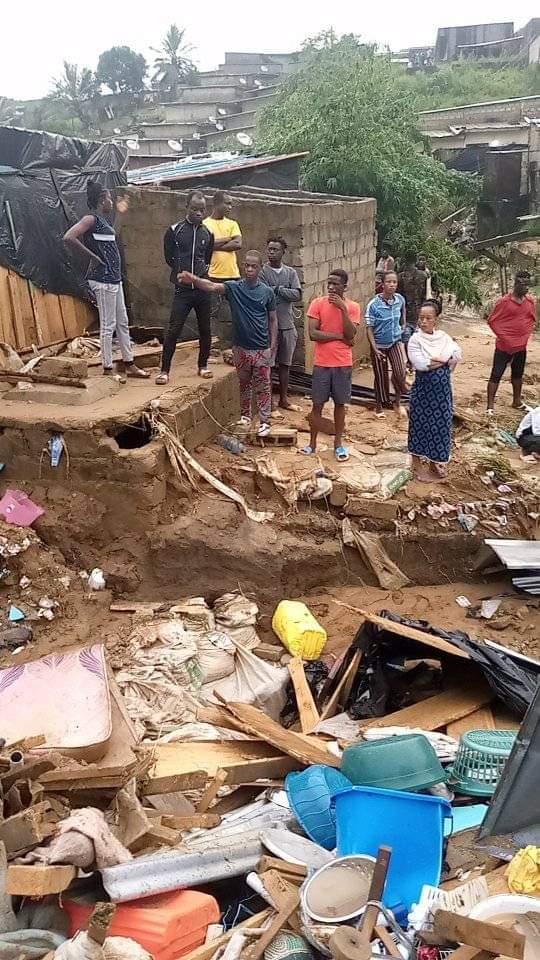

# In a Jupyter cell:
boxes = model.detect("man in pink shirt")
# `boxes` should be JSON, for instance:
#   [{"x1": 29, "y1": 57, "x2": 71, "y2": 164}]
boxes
[{"x1": 302, "y1": 269, "x2": 361, "y2": 462}]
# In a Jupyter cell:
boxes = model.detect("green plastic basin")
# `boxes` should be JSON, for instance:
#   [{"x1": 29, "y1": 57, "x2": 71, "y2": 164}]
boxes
[{"x1": 341, "y1": 733, "x2": 447, "y2": 792}]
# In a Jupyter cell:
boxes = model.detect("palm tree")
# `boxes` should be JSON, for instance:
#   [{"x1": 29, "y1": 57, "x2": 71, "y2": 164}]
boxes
[
  {"x1": 152, "y1": 25, "x2": 196, "y2": 100},
  {"x1": 50, "y1": 61, "x2": 97, "y2": 129}
]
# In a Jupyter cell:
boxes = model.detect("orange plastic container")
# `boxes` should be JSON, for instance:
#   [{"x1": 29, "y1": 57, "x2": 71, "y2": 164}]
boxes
[{"x1": 63, "y1": 890, "x2": 220, "y2": 960}]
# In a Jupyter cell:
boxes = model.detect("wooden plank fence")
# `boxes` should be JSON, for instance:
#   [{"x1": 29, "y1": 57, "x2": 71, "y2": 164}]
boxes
[{"x1": 0, "y1": 266, "x2": 96, "y2": 352}]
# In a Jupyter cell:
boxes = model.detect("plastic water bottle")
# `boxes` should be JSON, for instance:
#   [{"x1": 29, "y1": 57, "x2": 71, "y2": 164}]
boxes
[{"x1": 215, "y1": 434, "x2": 246, "y2": 455}]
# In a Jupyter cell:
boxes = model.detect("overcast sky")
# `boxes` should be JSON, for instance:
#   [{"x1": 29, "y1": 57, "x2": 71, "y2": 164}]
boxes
[{"x1": 2, "y1": 1, "x2": 538, "y2": 100}]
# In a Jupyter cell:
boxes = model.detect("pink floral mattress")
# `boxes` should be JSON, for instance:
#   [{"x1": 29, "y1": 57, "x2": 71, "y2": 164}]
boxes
[{"x1": 0, "y1": 644, "x2": 111, "y2": 759}]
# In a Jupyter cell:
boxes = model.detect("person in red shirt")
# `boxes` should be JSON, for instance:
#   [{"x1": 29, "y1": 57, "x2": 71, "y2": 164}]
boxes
[
  {"x1": 302, "y1": 269, "x2": 361, "y2": 462},
  {"x1": 486, "y1": 272, "x2": 537, "y2": 414}
]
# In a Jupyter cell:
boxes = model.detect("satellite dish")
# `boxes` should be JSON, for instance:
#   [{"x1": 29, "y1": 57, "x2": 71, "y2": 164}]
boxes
[
  {"x1": 217, "y1": 108, "x2": 227, "y2": 116},
  {"x1": 239, "y1": 77, "x2": 247, "y2": 85},
  {"x1": 126, "y1": 139, "x2": 140, "y2": 150},
  {"x1": 260, "y1": 65, "x2": 269, "y2": 72},
  {"x1": 168, "y1": 139, "x2": 183, "y2": 151},
  {"x1": 254, "y1": 80, "x2": 262, "y2": 88},
  {"x1": 207, "y1": 115, "x2": 216, "y2": 123},
  {"x1": 237, "y1": 132, "x2": 253, "y2": 147},
  {"x1": 215, "y1": 122, "x2": 224, "y2": 131},
  {"x1": 114, "y1": 127, "x2": 121, "y2": 134},
  {"x1": 192, "y1": 131, "x2": 201, "y2": 140}
]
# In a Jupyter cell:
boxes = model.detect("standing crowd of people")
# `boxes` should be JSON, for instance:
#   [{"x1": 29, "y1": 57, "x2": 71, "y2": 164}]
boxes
[{"x1": 65, "y1": 187, "x2": 538, "y2": 476}]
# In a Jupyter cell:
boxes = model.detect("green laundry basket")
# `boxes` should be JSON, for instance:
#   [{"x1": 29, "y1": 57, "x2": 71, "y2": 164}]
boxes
[{"x1": 449, "y1": 730, "x2": 517, "y2": 797}]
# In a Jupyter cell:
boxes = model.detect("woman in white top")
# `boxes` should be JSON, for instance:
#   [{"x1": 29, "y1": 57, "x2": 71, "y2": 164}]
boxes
[{"x1": 407, "y1": 300, "x2": 462, "y2": 482}]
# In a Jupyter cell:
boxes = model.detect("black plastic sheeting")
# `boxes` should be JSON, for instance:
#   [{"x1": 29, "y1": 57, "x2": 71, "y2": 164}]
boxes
[
  {"x1": 347, "y1": 611, "x2": 540, "y2": 720},
  {"x1": 0, "y1": 126, "x2": 127, "y2": 299}
]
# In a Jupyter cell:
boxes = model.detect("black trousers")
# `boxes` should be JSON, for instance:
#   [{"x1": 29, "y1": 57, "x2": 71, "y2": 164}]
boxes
[{"x1": 161, "y1": 287, "x2": 212, "y2": 373}]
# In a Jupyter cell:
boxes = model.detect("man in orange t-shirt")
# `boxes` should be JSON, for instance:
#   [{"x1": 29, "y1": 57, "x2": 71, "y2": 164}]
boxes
[{"x1": 303, "y1": 269, "x2": 361, "y2": 462}]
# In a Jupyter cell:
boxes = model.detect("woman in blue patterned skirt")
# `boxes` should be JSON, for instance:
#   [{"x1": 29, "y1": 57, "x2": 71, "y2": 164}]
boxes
[{"x1": 407, "y1": 301, "x2": 462, "y2": 482}]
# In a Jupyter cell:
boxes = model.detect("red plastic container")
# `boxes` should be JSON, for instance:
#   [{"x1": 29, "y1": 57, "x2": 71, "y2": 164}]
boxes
[{"x1": 63, "y1": 890, "x2": 220, "y2": 960}]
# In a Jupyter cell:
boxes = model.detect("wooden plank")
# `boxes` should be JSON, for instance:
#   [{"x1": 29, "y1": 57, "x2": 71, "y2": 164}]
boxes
[
  {"x1": 215, "y1": 698, "x2": 340, "y2": 768},
  {"x1": 144, "y1": 741, "x2": 289, "y2": 783},
  {"x1": 42, "y1": 292, "x2": 67, "y2": 343},
  {"x1": 0, "y1": 268, "x2": 17, "y2": 347},
  {"x1": 161, "y1": 814, "x2": 221, "y2": 830},
  {"x1": 6, "y1": 864, "x2": 76, "y2": 896},
  {"x1": 374, "y1": 927, "x2": 401, "y2": 958},
  {"x1": 226, "y1": 756, "x2": 298, "y2": 785},
  {"x1": 288, "y1": 658, "x2": 320, "y2": 734},
  {"x1": 0, "y1": 369, "x2": 86, "y2": 389},
  {"x1": 27, "y1": 284, "x2": 46, "y2": 346},
  {"x1": 60, "y1": 296, "x2": 82, "y2": 339},
  {"x1": 320, "y1": 649, "x2": 362, "y2": 722},
  {"x1": 140, "y1": 771, "x2": 207, "y2": 796},
  {"x1": 357, "y1": 609, "x2": 470, "y2": 660},
  {"x1": 258, "y1": 857, "x2": 307, "y2": 878},
  {"x1": 446, "y1": 949, "x2": 494, "y2": 960},
  {"x1": 179, "y1": 909, "x2": 272, "y2": 960},
  {"x1": 14, "y1": 273, "x2": 38, "y2": 347},
  {"x1": 196, "y1": 768, "x2": 228, "y2": 813},
  {"x1": 361, "y1": 682, "x2": 492, "y2": 733},
  {"x1": 260, "y1": 871, "x2": 302, "y2": 931},
  {"x1": 447, "y1": 706, "x2": 496, "y2": 739},
  {"x1": 7, "y1": 272, "x2": 27, "y2": 349},
  {"x1": 247, "y1": 891, "x2": 299, "y2": 960},
  {"x1": 433, "y1": 910, "x2": 525, "y2": 959}
]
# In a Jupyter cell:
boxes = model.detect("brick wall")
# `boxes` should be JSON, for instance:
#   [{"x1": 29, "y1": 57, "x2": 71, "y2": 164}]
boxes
[{"x1": 117, "y1": 185, "x2": 376, "y2": 370}]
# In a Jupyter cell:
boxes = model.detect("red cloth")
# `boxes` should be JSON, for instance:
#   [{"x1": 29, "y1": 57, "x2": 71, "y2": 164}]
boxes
[{"x1": 488, "y1": 293, "x2": 537, "y2": 353}]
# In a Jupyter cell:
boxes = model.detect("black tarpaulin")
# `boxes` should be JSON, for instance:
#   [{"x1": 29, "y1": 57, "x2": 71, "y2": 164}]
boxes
[
  {"x1": 348, "y1": 611, "x2": 539, "y2": 720},
  {"x1": 0, "y1": 126, "x2": 127, "y2": 299}
]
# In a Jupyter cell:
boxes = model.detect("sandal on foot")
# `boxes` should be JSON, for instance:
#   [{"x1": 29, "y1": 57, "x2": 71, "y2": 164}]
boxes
[
  {"x1": 125, "y1": 364, "x2": 150, "y2": 379},
  {"x1": 198, "y1": 368, "x2": 213, "y2": 379},
  {"x1": 237, "y1": 416, "x2": 251, "y2": 426},
  {"x1": 334, "y1": 446, "x2": 350, "y2": 462},
  {"x1": 155, "y1": 373, "x2": 169, "y2": 385},
  {"x1": 300, "y1": 445, "x2": 315, "y2": 455},
  {"x1": 375, "y1": 411, "x2": 387, "y2": 419},
  {"x1": 258, "y1": 422, "x2": 271, "y2": 438}
]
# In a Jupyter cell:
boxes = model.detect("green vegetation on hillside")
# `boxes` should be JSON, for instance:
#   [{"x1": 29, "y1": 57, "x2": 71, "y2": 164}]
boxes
[{"x1": 257, "y1": 34, "x2": 539, "y2": 303}]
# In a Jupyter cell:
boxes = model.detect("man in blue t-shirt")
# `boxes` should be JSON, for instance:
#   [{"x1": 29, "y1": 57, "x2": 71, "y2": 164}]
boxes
[
  {"x1": 365, "y1": 271, "x2": 407, "y2": 418},
  {"x1": 179, "y1": 251, "x2": 277, "y2": 436}
]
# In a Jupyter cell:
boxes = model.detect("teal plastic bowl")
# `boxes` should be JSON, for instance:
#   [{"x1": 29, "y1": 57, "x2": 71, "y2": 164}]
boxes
[{"x1": 341, "y1": 734, "x2": 447, "y2": 792}]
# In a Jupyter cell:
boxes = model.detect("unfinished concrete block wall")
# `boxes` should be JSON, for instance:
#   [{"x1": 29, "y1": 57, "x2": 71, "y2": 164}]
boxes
[{"x1": 117, "y1": 185, "x2": 376, "y2": 370}]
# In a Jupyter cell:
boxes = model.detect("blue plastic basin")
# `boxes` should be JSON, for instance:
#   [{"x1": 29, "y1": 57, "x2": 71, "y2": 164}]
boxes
[
  {"x1": 286, "y1": 765, "x2": 352, "y2": 850},
  {"x1": 334, "y1": 786, "x2": 452, "y2": 912}
]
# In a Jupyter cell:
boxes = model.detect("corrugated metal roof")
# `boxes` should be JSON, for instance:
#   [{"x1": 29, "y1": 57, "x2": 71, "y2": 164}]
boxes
[
  {"x1": 485, "y1": 539, "x2": 540, "y2": 570},
  {"x1": 127, "y1": 151, "x2": 307, "y2": 185}
]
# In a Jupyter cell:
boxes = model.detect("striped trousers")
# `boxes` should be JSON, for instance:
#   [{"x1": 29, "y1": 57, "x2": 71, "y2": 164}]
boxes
[{"x1": 371, "y1": 341, "x2": 407, "y2": 409}]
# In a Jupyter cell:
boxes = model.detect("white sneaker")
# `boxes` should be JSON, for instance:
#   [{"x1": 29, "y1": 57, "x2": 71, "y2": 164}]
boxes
[
  {"x1": 486, "y1": 409, "x2": 495, "y2": 417},
  {"x1": 258, "y1": 422, "x2": 271, "y2": 438}
]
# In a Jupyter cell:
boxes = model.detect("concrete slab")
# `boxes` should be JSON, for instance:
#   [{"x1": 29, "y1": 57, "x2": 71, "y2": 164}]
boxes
[{"x1": 4, "y1": 377, "x2": 120, "y2": 406}]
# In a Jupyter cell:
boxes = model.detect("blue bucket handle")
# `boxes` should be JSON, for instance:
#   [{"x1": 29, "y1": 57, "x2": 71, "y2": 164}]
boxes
[{"x1": 443, "y1": 813, "x2": 454, "y2": 838}]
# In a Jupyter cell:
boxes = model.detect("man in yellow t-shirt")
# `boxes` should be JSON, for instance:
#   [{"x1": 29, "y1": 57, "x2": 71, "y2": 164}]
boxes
[
  {"x1": 204, "y1": 191, "x2": 242, "y2": 346},
  {"x1": 204, "y1": 191, "x2": 242, "y2": 280}
]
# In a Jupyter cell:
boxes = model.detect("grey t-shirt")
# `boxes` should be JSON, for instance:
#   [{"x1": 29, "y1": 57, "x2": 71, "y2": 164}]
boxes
[{"x1": 261, "y1": 264, "x2": 301, "y2": 331}]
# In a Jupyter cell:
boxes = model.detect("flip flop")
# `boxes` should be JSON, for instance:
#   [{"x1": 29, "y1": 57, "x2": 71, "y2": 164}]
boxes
[
  {"x1": 300, "y1": 445, "x2": 315, "y2": 455},
  {"x1": 155, "y1": 373, "x2": 169, "y2": 385},
  {"x1": 375, "y1": 411, "x2": 387, "y2": 419},
  {"x1": 334, "y1": 446, "x2": 350, "y2": 462}
]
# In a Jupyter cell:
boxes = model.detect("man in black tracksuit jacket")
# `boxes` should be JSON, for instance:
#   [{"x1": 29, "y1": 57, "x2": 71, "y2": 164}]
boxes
[{"x1": 157, "y1": 192, "x2": 215, "y2": 383}]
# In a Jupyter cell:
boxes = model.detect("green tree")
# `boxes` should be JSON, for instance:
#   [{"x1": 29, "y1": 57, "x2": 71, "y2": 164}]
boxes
[
  {"x1": 257, "y1": 34, "x2": 480, "y2": 302},
  {"x1": 96, "y1": 46, "x2": 147, "y2": 96},
  {"x1": 152, "y1": 25, "x2": 196, "y2": 100},
  {"x1": 50, "y1": 61, "x2": 97, "y2": 129}
]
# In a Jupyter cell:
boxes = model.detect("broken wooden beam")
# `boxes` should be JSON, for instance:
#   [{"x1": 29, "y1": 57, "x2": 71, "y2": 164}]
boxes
[
  {"x1": 6, "y1": 864, "x2": 76, "y2": 897},
  {"x1": 196, "y1": 768, "x2": 228, "y2": 813},
  {"x1": 214, "y1": 697, "x2": 340, "y2": 768},
  {"x1": 287, "y1": 658, "x2": 320, "y2": 734},
  {"x1": 356, "y1": 609, "x2": 470, "y2": 660},
  {"x1": 433, "y1": 909, "x2": 525, "y2": 959},
  {"x1": 360, "y1": 682, "x2": 492, "y2": 733},
  {"x1": 0, "y1": 801, "x2": 58, "y2": 856},
  {"x1": 0, "y1": 368, "x2": 87, "y2": 388}
]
